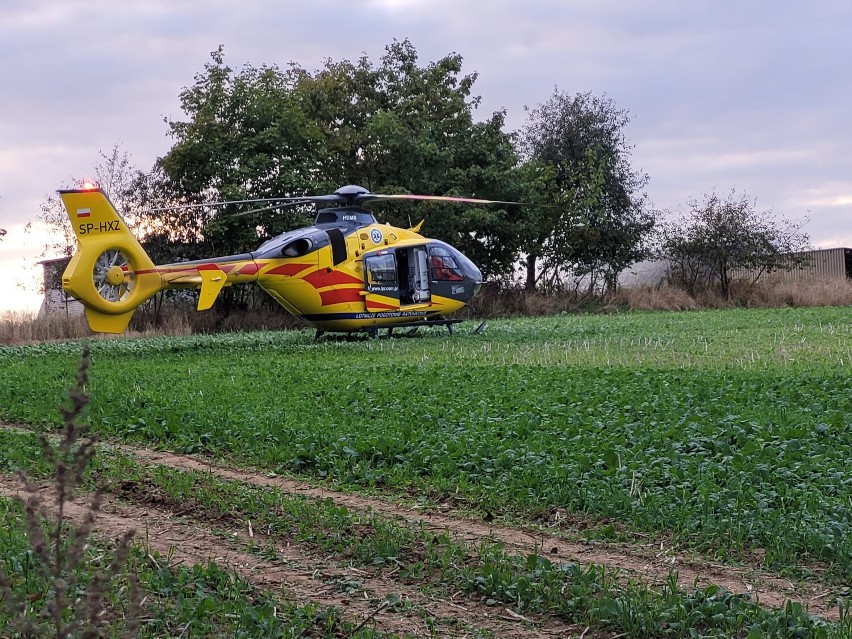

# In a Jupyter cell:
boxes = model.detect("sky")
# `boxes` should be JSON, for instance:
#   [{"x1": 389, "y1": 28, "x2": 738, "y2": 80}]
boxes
[{"x1": 1, "y1": 0, "x2": 851, "y2": 313}]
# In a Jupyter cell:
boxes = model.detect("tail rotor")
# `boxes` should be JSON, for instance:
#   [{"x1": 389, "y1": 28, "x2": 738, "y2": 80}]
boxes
[{"x1": 92, "y1": 248, "x2": 135, "y2": 303}]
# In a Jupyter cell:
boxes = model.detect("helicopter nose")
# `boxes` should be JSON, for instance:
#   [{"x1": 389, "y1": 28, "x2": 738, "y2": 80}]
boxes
[{"x1": 453, "y1": 251, "x2": 481, "y2": 283}]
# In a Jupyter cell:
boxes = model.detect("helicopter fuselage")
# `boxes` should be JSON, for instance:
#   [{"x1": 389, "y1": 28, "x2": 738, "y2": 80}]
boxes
[{"x1": 159, "y1": 207, "x2": 482, "y2": 332}]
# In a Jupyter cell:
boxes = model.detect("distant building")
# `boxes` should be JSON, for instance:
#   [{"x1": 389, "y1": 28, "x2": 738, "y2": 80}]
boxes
[
  {"x1": 620, "y1": 247, "x2": 851, "y2": 290},
  {"x1": 37, "y1": 257, "x2": 84, "y2": 318},
  {"x1": 733, "y1": 248, "x2": 852, "y2": 280}
]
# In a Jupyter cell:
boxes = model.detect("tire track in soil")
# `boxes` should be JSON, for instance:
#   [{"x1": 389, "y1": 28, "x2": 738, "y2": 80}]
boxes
[
  {"x1": 124, "y1": 446, "x2": 841, "y2": 620},
  {"x1": 0, "y1": 424, "x2": 843, "y2": 621},
  {"x1": 0, "y1": 476, "x2": 586, "y2": 639}
]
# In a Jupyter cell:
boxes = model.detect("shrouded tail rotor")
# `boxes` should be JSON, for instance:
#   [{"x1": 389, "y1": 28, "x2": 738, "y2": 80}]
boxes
[{"x1": 92, "y1": 248, "x2": 135, "y2": 303}]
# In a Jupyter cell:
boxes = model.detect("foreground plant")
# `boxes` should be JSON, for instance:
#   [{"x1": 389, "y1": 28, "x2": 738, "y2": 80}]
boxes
[{"x1": 0, "y1": 344, "x2": 140, "y2": 638}]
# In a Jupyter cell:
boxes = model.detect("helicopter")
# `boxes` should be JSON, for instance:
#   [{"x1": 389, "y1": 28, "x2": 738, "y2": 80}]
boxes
[{"x1": 58, "y1": 183, "x2": 518, "y2": 337}]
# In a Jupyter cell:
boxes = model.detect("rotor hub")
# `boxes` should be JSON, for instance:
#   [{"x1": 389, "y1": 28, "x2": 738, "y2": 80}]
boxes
[{"x1": 106, "y1": 265, "x2": 126, "y2": 286}]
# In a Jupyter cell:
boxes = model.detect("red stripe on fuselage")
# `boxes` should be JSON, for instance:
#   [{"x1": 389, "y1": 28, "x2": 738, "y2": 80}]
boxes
[
  {"x1": 265, "y1": 262, "x2": 312, "y2": 276},
  {"x1": 319, "y1": 288, "x2": 363, "y2": 306},
  {"x1": 303, "y1": 269, "x2": 363, "y2": 289},
  {"x1": 238, "y1": 263, "x2": 262, "y2": 275}
]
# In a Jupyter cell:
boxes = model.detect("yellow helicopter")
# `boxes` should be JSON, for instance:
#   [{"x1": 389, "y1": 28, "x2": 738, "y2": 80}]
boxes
[{"x1": 59, "y1": 183, "x2": 516, "y2": 337}]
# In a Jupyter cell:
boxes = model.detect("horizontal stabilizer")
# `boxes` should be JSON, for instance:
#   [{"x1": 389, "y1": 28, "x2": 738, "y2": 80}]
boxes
[{"x1": 197, "y1": 264, "x2": 227, "y2": 311}]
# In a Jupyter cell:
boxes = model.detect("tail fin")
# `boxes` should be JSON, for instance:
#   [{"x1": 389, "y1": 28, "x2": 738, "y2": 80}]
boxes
[{"x1": 59, "y1": 187, "x2": 162, "y2": 333}]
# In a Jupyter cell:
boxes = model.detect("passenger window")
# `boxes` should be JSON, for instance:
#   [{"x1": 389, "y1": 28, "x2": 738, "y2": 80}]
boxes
[
  {"x1": 281, "y1": 238, "x2": 312, "y2": 257},
  {"x1": 365, "y1": 253, "x2": 397, "y2": 287}
]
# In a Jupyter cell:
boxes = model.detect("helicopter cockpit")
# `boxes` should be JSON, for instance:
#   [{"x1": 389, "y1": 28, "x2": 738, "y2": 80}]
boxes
[{"x1": 363, "y1": 240, "x2": 481, "y2": 307}]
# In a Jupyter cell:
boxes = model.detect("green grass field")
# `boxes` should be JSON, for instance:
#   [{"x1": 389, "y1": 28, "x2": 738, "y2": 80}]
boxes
[{"x1": 1, "y1": 306, "x2": 850, "y2": 637}]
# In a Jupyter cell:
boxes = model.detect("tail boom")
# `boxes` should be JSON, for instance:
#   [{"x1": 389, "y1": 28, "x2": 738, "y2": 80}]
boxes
[{"x1": 60, "y1": 187, "x2": 264, "y2": 332}]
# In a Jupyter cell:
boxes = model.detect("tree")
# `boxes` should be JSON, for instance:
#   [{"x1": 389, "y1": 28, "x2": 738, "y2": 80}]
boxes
[
  {"x1": 659, "y1": 189, "x2": 811, "y2": 299},
  {"x1": 158, "y1": 42, "x2": 522, "y2": 278},
  {"x1": 159, "y1": 46, "x2": 323, "y2": 258},
  {"x1": 518, "y1": 90, "x2": 654, "y2": 292},
  {"x1": 321, "y1": 40, "x2": 526, "y2": 279}
]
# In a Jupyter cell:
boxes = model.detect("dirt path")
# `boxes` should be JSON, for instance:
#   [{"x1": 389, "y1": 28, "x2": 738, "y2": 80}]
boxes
[
  {"x1": 0, "y1": 423, "x2": 843, "y2": 622},
  {"x1": 0, "y1": 475, "x2": 589, "y2": 638},
  {"x1": 124, "y1": 446, "x2": 841, "y2": 619}
]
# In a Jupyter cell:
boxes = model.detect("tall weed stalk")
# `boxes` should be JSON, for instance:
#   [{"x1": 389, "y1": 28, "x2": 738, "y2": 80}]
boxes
[{"x1": 0, "y1": 344, "x2": 140, "y2": 638}]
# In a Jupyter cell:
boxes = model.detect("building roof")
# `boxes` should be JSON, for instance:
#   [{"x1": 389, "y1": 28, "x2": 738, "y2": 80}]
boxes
[{"x1": 36, "y1": 256, "x2": 72, "y2": 266}]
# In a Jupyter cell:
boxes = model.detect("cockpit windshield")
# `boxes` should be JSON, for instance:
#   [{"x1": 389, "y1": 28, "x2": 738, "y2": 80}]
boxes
[{"x1": 428, "y1": 246, "x2": 464, "y2": 281}]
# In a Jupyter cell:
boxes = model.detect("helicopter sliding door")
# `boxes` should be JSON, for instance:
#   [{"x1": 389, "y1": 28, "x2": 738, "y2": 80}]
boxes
[
  {"x1": 363, "y1": 247, "x2": 432, "y2": 312},
  {"x1": 363, "y1": 251, "x2": 401, "y2": 312},
  {"x1": 398, "y1": 246, "x2": 431, "y2": 306}
]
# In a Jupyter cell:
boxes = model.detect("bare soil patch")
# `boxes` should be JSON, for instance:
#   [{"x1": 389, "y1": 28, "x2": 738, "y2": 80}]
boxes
[
  {"x1": 124, "y1": 445, "x2": 842, "y2": 619},
  {"x1": 0, "y1": 475, "x2": 590, "y2": 638}
]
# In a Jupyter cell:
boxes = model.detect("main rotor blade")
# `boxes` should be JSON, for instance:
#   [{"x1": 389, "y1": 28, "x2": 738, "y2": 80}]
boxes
[
  {"x1": 136, "y1": 187, "x2": 536, "y2": 215},
  {"x1": 142, "y1": 197, "x2": 294, "y2": 213},
  {"x1": 142, "y1": 194, "x2": 352, "y2": 214},
  {"x1": 232, "y1": 201, "x2": 313, "y2": 217},
  {"x1": 363, "y1": 194, "x2": 531, "y2": 206}
]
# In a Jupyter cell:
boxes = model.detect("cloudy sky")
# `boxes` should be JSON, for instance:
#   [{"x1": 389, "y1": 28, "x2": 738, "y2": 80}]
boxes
[{"x1": 1, "y1": 0, "x2": 850, "y2": 312}]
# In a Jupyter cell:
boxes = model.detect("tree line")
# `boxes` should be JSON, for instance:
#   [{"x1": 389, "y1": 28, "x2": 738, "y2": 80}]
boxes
[{"x1": 32, "y1": 40, "x2": 810, "y2": 301}]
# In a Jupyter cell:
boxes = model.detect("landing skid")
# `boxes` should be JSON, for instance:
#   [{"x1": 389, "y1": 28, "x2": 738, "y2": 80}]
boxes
[
  {"x1": 381, "y1": 317, "x2": 463, "y2": 338},
  {"x1": 314, "y1": 319, "x2": 487, "y2": 341}
]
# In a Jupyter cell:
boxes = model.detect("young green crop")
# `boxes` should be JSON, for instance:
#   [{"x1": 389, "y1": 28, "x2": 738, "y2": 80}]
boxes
[
  {"x1": 0, "y1": 497, "x2": 386, "y2": 638},
  {"x1": 2, "y1": 429, "x2": 851, "y2": 638},
  {"x1": 0, "y1": 308, "x2": 850, "y2": 575}
]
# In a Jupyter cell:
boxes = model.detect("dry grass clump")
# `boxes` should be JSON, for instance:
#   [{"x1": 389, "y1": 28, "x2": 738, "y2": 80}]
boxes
[
  {"x1": 616, "y1": 277, "x2": 852, "y2": 311},
  {"x1": 0, "y1": 311, "x2": 92, "y2": 345},
  {"x1": 465, "y1": 284, "x2": 603, "y2": 318},
  {"x1": 620, "y1": 285, "x2": 698, "y2": 311},
  {"x1": 740, "y1": 276, "x2": 852, "y2": 308},
  {"x1": 0, "y1": 304, "x2": 303, "y2": 345},
  {"x1": 2, "y1": 277, "x2": 849, "y2": 344},
  {"x1": 181, "y1": 306, "x2": 303, "y2": 334}
]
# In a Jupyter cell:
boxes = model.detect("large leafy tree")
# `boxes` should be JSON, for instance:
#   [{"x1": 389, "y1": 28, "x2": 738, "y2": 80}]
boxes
[
  {"x1": 158, "y1": 41, "x2": 522, "y2": 278},
  {"x1": 518, "y1": 90, "x2": 654, "y2": 292},
  {"x1": 159, "y1": 46, "x2": 322, "y2": 257},
  {"x1": 659, "y1": 189, "x2": 811, "y2": 299}
]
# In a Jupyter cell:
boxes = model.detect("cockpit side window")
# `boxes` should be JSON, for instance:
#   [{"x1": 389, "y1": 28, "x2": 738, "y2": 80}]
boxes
[
  {"x1": 428, "y1": 246, "x2": 464, "y2": 281},
  {"x1": 281, "y1": 238, "x2": 313, "y2": 257}
]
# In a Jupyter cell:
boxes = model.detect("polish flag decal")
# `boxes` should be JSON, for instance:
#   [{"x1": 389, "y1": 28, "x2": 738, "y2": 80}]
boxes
[{"x1": 76, "y1": 208, "x2": 91, "y2": 218}]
